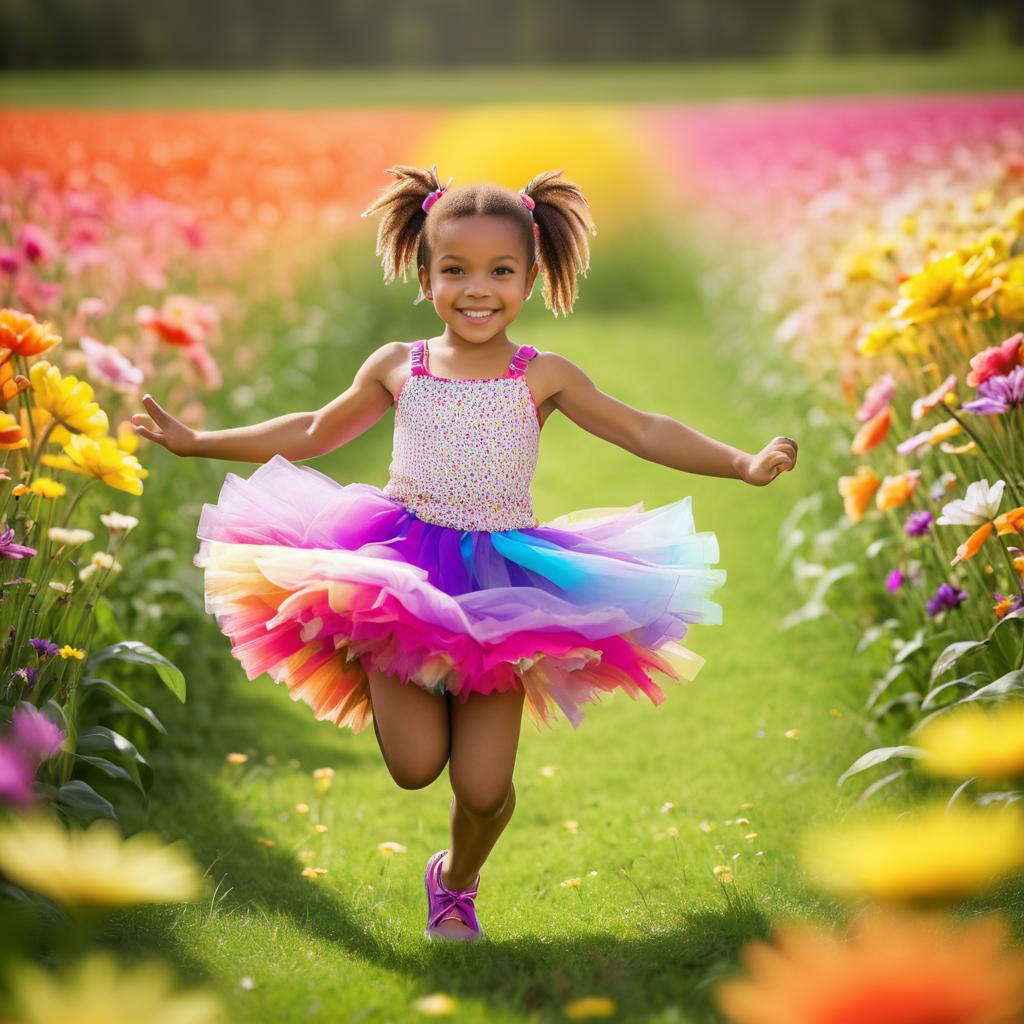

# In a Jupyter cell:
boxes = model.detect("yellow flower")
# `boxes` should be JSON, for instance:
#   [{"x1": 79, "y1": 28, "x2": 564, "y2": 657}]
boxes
[
  {"x1": 562, "y1": 995, "x2": 616, "y2": 1019},
  {"x1": 378, "y1": 841, "x2": 407, "y2": 857},
  {"x1": 560, "y1": 877, "x2": 582, "y2": 889},
  {"x1": 800, "y1": 801, "x2": 1024, "y2": 904},
  {"x1": 226, "y1": 752, "x2": 248, "y2": 764},
  {"x1": 297, "y1": 849, "x2": 316, "y2": 863},
  {"x1": 784, "y1": 728, "x2": 800, "y2": 739},
  {"x1": 666, "y1": 826, "x2": 679, "y2": 837},
  {"x1": 40, "y1": 431, "x2": 145, "y2": 496},
  {"x1": 887, "y1": 250, "x2": 986, "y2": 326},
  {"x1": 0, "y1": 811, "x2": 204, "y2": 908},
  {"x1": 58, "y1": 645, "x2": 85, "y2": 660},
  {"x1": 915, "y1": 700, "x2": 1024, "y2": 780},
  {"x1": 7, "y1": 950, "x2": 225, "y2": 1024},
  {"x1": 28, "y1": 476, "x2": 66, "y2": 498},
  {"x1": 563, "y1": 819, "x2": 579, "y2": 833},
  {"x1": 312, "y1": 824, "x2": 328, "y2": 834},
  {"x1": 255, "y1": 837, "x2": 275, "y2": 848},
  {"x1": 301, "y1": 866, "x2": 328, "y2": 879},
  {"x1": 539, "y1": 764, "x2": 558, "y2": 777},
  {"x1": 713, "y1": 865, "x2": 734, "y2": 884},
  {"x1": 712, "y1": 905, "x2": 1024, "y2": 1024},
  {"x1": 295, "y1": 802, "x2": 310, "y2": 815},
  {"x1": 29, "y1": 360, "x2": 109, "y2": 437},
  {"x1": 410, "y1": 992, "x2": 459, "y2": 1016},
  {"x1": 0, "y1": 409, "x2": 30, "y2": 451}
]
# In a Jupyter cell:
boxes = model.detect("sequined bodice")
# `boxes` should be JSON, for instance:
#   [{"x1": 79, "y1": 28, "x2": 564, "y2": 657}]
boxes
[{"x1": 382, "y1": 339, "x2": 543, "y2": 531}]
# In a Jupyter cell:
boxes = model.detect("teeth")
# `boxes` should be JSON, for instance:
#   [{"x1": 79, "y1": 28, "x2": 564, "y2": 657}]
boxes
[{"x1": 462, "y1": 310, "x2": 494, "y2": 318}]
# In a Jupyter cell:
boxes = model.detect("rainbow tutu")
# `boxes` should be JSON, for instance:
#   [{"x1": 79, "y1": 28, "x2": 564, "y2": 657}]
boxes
[{"x1": 193, "y1": 454, "x2": 726, "y2": 732}]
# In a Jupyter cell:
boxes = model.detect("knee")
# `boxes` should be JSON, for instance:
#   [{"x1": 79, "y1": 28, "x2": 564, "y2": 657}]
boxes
[
  {"x1": 452, "y1": 777, "x2": 516, "y2": 820},
  {"x1": 386, "y1": 753, "x2": 448, "y2": 791}
]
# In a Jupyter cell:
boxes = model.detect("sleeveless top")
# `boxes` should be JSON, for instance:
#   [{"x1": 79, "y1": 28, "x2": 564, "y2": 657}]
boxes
[{"x1": 382, "y1": 338, "x2": 543, "y2": 532}]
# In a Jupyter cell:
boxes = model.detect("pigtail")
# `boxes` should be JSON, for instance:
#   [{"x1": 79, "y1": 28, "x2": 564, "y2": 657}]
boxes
[
  {"x1": 521, "y1": 169, "x2": 598, "y2": 318},
  {"x1": 359, "y1": 164, "x2": 448, "y2": 287}
]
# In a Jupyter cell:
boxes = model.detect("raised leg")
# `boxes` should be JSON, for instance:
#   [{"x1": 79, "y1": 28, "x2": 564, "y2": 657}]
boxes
[
  {"x1": 436, "y1": 684, "x2": 525, "y2": 937},
  {"x1": 367, "y1": 668, "x2": 450, "y2": 789}
]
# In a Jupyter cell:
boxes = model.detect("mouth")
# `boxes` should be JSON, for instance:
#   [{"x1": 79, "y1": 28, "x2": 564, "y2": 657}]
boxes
[{"x1": 458, "y1": 309, "x2": 499, "y2": 324}]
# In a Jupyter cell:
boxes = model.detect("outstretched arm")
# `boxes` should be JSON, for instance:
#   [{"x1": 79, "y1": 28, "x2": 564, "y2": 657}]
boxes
[
  {"x1": 132, "y1": 342, "x2": 402, "y2": 463},
  {"x1": 539, "y1": 354, "x2": 797, "y2": 484}
]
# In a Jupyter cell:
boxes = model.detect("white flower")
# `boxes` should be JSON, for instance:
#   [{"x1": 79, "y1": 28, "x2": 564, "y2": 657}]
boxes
[
  {"x1": 936, "y1": 478, "x2": 1006, "y2": 526},
  {"x1": 100, "y1": 511, "x2": 139, "y2": 534},
  {"x1": 47, "y1": 527, "x2": 94, "y2": 547}
]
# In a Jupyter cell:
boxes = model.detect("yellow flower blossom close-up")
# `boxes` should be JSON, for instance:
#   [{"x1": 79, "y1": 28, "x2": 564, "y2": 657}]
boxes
[{"x1": 914, "y1": 700, "x2": 1024, "y2": 780}]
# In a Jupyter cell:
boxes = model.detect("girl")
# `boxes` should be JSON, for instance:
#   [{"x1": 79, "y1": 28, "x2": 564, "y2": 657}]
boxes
[{"x1": 130, "y1": 164, "x2": 798, "y2": 943}]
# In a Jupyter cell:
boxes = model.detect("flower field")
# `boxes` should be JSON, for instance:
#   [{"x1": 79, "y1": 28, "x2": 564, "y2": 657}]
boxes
[{"x1": 1, "y1": 81, "x2": 1023, "y2": 1023}]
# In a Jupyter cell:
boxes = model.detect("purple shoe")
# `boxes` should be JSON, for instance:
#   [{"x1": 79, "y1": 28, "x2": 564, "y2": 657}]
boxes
[{"x1": 423, "y1": 849, "x2": 483, "y2": 942}]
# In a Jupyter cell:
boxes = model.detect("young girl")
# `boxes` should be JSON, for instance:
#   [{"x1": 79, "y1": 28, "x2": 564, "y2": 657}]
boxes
[{"x1": 130, "y1": 164, "x2": 798, "y2": 943}]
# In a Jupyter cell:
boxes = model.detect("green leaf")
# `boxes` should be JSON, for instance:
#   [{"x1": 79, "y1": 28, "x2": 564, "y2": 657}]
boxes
[
  {"x1": 921, "y1": 671, "x2": 990, "y2": 709},
  {"x1": 837, "y1": 745, "x2": 928, "y2": 787},
  {"x1": 84, "y1": 641, "x2": 186, "y2": 703},
  {"x1": 79, "y1": 677, "x2": 167, "y2": 734},
  {"x1": 73, "y1": 753, "x2": 144, "y2": 794},
  {"x1": 929, "y1": 639, "x2": 990, "y2": 684},
  {"x1": 76, "y1": 726, "x2": 153, "y2": 793},
  {"x1": 56, "y1": 779, "x2": 117, "y2": 825},
  {"x1": 960, "y1": 670, "x2": 1024, "y2": 703}
]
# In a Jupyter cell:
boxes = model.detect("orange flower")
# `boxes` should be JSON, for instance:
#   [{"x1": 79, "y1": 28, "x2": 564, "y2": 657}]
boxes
[
  {"x1": 0, "y1": 308, "x2": 62, "y2": 359},
  {"x1": 995, "y1": 506, "x2": 1024, "y2": 536},
  {"x1": 0, "y1": 361, "x2": 31, "y2": 404},
  {"x1": 851, "y1": 405, "x2": 890, "y2": 454},
  {"x1": 0, "y1": 410, "x2": 29, "y2": 452},
  {"x1": 951, "y1": 521, "x2": 993, "y2": 566},
  {"x1": 712, "y1": 906, "x2": 1024, "y2": 1024},
  {"x1": 876, "y1": 470, "x2": 921, "y2": 511},
  {"x1": 837, "y1": 466, "x2": 880, "y2": 523}
]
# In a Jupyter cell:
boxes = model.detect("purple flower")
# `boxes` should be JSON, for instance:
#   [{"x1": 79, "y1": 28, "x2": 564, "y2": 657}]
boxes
[
  {"x1": 926, "y1": 582, "x2": 969, "y2": 616},
  {"x1": 0, "y1": 527, "x2": 36, "y2": 560},
  {"x1": 886, "y1": 567, "x2": 905, "y2": 591},
  {"x1": 895, "y1": 429, "x2": 933, "y2": 456},
  {"x1": 0, "y1": 740, "x2": 36, "y2": 806},
  {"x1": 961, "y1": 365, "x2": 1024, "y2": 415},
  {"x1": 10, "y1": 702, "x2": 64, "y2": 761},
  {"x1": 905, "y1": 510, "x2": 934, "y2": 536},
  {"x1": 29, "y1": 637, "x2": 59, "y2": 657}
]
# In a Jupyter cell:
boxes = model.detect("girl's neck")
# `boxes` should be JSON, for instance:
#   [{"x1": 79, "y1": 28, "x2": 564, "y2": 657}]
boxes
[{"x1": 428, "y1": 330, "x2": 519, "y2": 372}]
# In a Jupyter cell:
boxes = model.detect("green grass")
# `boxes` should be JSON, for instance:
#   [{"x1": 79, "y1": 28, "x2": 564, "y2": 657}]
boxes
[
  {"x1": 78, "y1": 227, "x2": 1007, "y2": 1024},
  {"x1": 2, "y1": 46, "x2": 1023, "y2": 107}
]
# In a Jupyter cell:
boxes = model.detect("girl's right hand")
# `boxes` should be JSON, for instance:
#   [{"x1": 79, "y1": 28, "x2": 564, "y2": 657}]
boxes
[{"x1": 130, "y1": 394, "x2": 197, "y2": 457}]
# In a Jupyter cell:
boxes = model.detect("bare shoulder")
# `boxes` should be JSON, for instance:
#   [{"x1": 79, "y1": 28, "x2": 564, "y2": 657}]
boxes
[
  {"x1": 528, "y1": 349, "x2": 591, "y2": 394},
  {"x1": 355, "y1": 339, "x2": 415, "y2": 398}
]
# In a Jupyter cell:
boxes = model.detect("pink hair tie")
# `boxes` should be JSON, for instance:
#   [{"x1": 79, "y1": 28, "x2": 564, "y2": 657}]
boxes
[
  {"x1": 519, "y1": 191, "x2": 536, "y2": 212},
  {"x1": 422, "y1": 175, "x2": 454, "y2": 214}
]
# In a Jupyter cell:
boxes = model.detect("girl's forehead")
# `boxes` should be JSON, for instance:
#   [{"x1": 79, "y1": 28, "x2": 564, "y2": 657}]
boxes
[{"x1": 433, "y1": 214, "x2": 521, "y2": 249}]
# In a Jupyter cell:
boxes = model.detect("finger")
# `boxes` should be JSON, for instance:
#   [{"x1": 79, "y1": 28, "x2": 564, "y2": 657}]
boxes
[
  {"x1": 133, "y1": 425, "x2": 156, "y2": 442},
  {"x1": 142, "y1": 395, "x2": 167, "y2": 422}
]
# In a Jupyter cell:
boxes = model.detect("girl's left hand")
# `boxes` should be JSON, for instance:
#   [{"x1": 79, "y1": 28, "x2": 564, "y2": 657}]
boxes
[{"x1": 742, "y1": 436, "x2": 798, "y2": 486}]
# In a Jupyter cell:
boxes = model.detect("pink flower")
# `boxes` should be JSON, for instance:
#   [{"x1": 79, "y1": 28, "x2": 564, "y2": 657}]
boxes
[
  {"x1": 17, "y1": 223, "x2": 58, "y2": 266},
  {"x1": 79, "y1": 335, "x2": 145, "y2": 391},
  {"x1": 10, "y1": 702, "x2": 65, "y2": 762},
  {"x1": 966, "y1": 332, "x2": 1023, "y2": 388},
  {"x1": 911, "y1": 372, "x2": 958, "y2": 421},
  {"x1": 0, "y1": 740, "x2": 36, "y2": 806},
  {"x1": 857, "y1": 372, "x2": 897, "y2": 422}
]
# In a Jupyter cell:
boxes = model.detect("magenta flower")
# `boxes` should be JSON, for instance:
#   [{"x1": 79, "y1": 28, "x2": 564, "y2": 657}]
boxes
[
  {"x1": 0, "y1": 527, "x2": 37, "y2": 560},
  {"x1": 961, "y1": 365, "x2": 1024, "y2": 416},
  {"x1": 905, "y1": 510, "x2": 934, "y2": 536},
  {"x1": 0, "y1": 741, "x2": 36, "y2": 806},
  {"x1": 10, "y1": 702, "x2": 64, "y2": 761},
  {"x1": 857, "y1": 372, "x2": 897, "y2": 422},
  {"x1": 885, "y1": 567, "x2": 905, "y2": 592}
]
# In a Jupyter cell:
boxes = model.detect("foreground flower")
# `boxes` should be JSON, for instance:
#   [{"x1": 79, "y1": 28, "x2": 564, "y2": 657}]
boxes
[
  {"x1": 562, "y1": 995, "x2": 616, "y2": 1019},
  {"x1": 937, "y1": 478, "x2": 1006, "y2": 526},
  {"x1": 800, "y1": 801, "x2": 1024, "y2": 904},
  {"x1": 0, "y1": 307, "x2": 62, "y2": 359},
  {"x1": 712, "y1": 905, "x2": 1024, "y2": 1024},
  {"x1": 41, "y1": 431, "x2": 146, "y2": 495},
  {"x1": 0, "y1": 811, "x2": 205, "y2": 908},
  {"x1": 7, "y1": 950, "x2": 226, "y2": 1024},
  {"x1": 28, "y1": 360, "x2": 109, "y2": 438},
  {"x1": 915, "y1": 700, "x2": 1024, "y2": 780}
]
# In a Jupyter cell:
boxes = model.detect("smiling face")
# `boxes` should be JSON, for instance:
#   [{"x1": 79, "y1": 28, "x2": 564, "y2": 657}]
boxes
[{"x1": 418, "y1": 214, "x2": 539, "y2": 346}]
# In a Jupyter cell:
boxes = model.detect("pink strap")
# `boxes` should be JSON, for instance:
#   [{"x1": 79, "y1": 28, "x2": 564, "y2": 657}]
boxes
[
  {"x1": 410, "y1": 339, "x2": 428, "y2": 376},
  {"x1": 508, "y1": 345, "x2": 538, "y2": 378}
]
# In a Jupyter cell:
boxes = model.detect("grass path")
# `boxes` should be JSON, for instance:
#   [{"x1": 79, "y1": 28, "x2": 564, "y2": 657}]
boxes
[{"x1": 95, "y1": 233, "x2": 929, "y2": 1024}]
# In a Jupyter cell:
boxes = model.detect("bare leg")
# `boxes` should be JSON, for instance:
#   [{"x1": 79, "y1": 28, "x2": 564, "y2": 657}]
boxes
[
  {"x1": 367, "y1": 668, "x2": 450, "y2": 789},
  {"x1": 435, "y1": 685, "x2": 525, "y2": 937}
]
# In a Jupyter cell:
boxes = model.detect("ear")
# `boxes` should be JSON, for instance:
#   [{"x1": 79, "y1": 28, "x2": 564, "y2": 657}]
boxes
[{"x1": 417, "y1": 263, "x2": 432, "y2": 301}]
